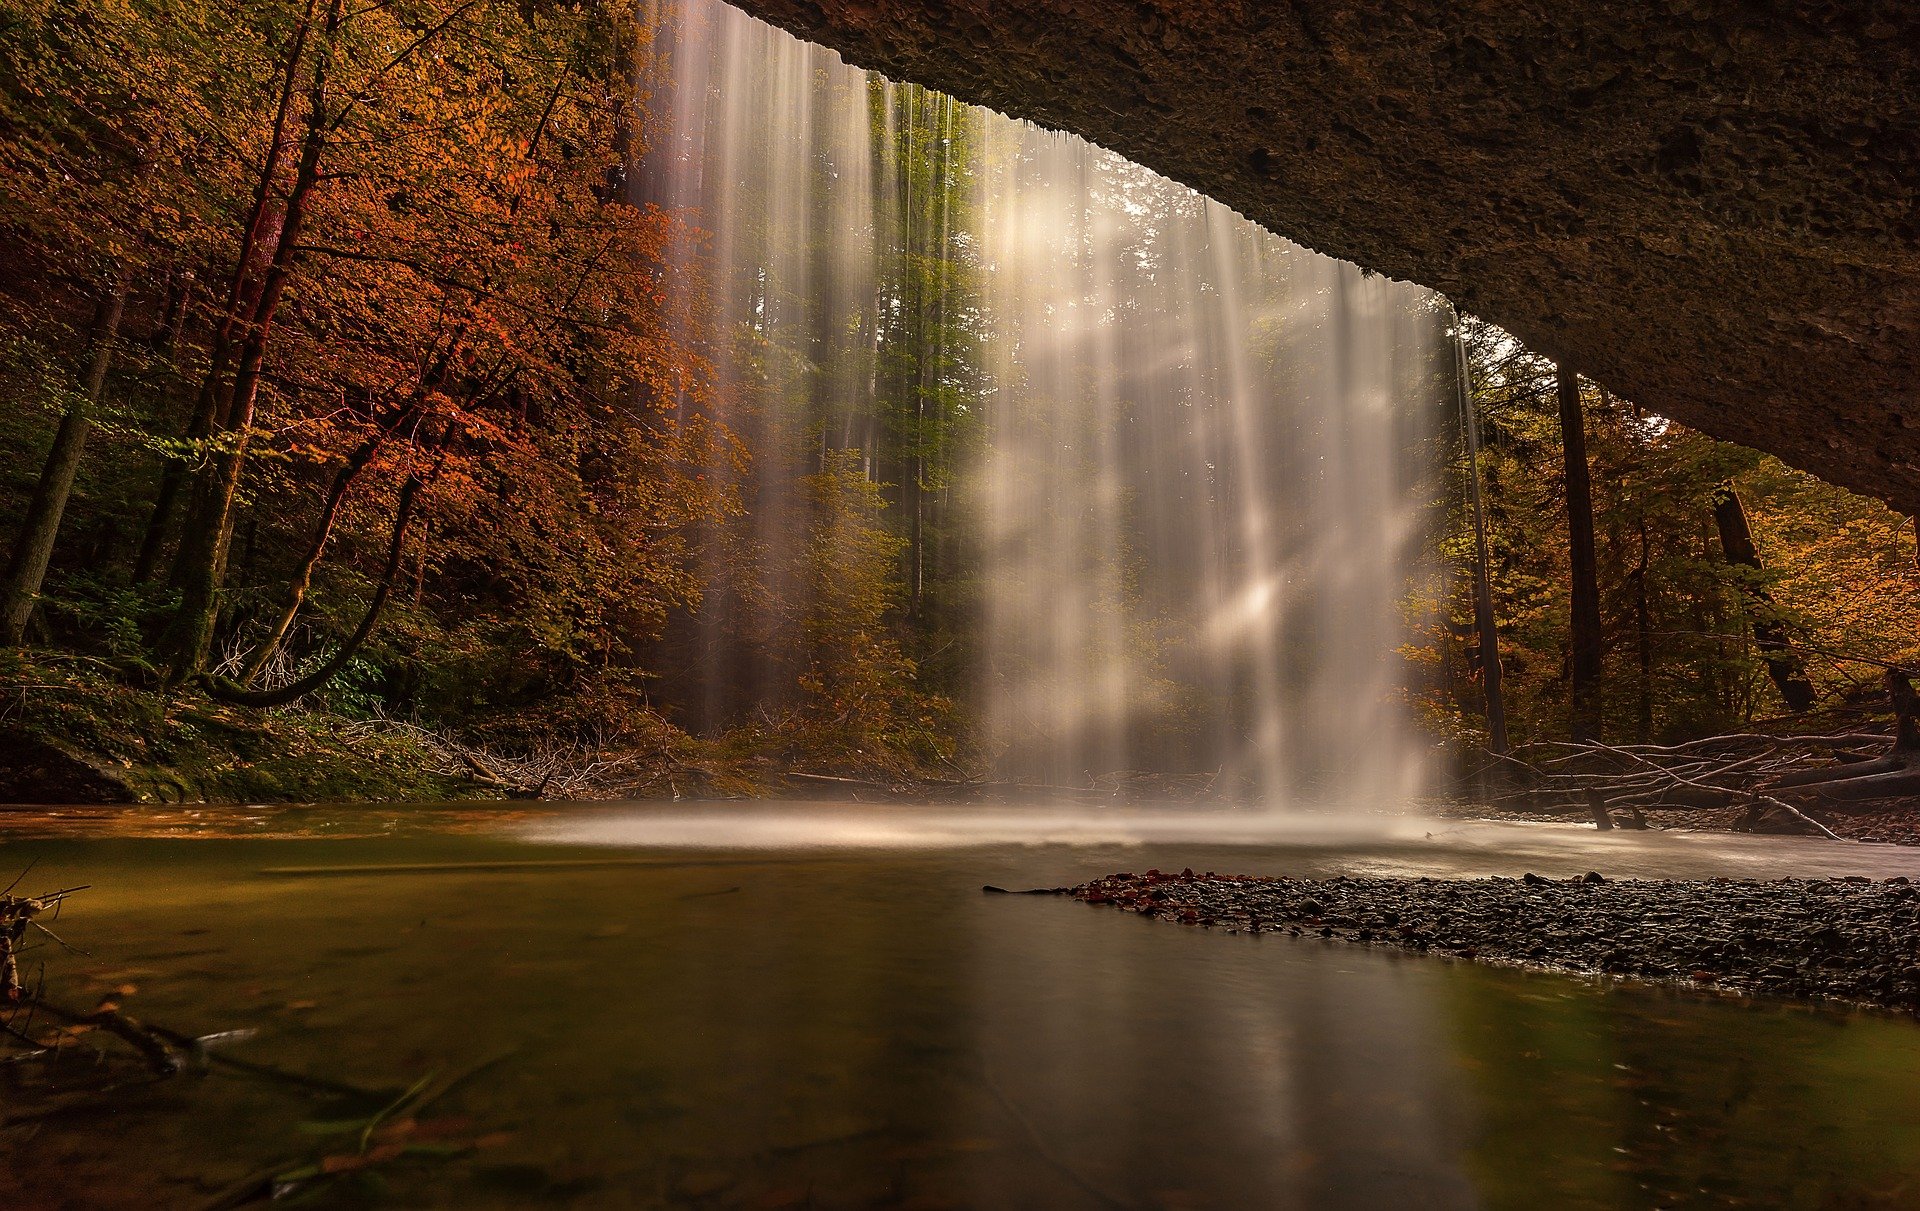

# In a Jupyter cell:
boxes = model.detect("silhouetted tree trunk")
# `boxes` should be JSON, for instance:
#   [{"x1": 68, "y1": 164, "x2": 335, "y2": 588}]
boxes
[
  {"x1": 0, "y1": 272, "x2": 130, "y2": 645},
  {"x1": 1558, "y1": 366, "x2": 1603, "y2": 742},
  {"x1": 149, "y1": 267, "x2": 193, "y2": 356},
  {"x1": 1711, "y1": 483, "x2": 1816, "y2": 712},
  {"x1": 1634, "y1": 518, "x2": 1654, "y2": 742},
  {"x1": 1896, "y1": 670, "x2": 1920, "y2": 754},
  {"x1": 1453, "y1": 317, "x2": 1507, "y2": 753},
  {"x1": 131, "y1": 462, "x2": 185, "y2": 585}
]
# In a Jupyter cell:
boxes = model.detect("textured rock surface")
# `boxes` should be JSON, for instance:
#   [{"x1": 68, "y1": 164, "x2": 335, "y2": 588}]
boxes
[
  {"x1": 729, "y1": 0, "x2": 1920, "y2": 510},
  {"x1": 1069, "y1": 869, "x2": 1920, "y2": 1011}
]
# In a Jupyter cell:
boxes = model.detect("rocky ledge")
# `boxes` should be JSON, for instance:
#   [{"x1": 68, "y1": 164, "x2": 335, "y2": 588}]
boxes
[
  {"x1": 733, "y1": 0, "x2": 1920, "y2": 512},
  {"x1": 1065, "y1": 869, "x2": 1920, "y2": 1013}
]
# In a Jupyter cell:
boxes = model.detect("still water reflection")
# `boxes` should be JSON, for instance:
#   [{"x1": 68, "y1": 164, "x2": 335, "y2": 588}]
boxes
[{"x1": 3, "y1": 803, "x2": 1919, "y2": 1209}]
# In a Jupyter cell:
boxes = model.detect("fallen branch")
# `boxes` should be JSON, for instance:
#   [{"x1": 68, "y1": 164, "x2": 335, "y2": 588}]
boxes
[
  {"x1": 20, "y1": 995, "x2": 185, "y2": 1075},
  {"x1": 785, "y1": 771, "x2": 893, "y2": 788},
  {"x1": 2, "y1": 883, "x2": 86, "y2": 1003},
  {"x1": 1581, "y1": 738, "x2": 1844, "y2": 842},
  {"x1": 1761, "y1": 671, "x2": 1920, "y2": 803},
  {"x1": 1486, "y1": 735, "x2": 1849, "y2": 838},
  {"x1": 4, "y1": 884, "x2": 382, "y2": 1097}
]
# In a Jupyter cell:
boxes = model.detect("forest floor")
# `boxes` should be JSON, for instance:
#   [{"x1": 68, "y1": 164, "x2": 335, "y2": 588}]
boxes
[
  {"x1": 1061, "y1": 869, "x2": 1920, "y2": 1013},
  {"x1": 5, "y1": 653, "x2": 1915, "y2": 849},
  {"x1": 0, "y1": 654, "x2": 960, "y2": 806},
  {"x1": 0, "y1": 654, "x2": 481, "y2": 804}
]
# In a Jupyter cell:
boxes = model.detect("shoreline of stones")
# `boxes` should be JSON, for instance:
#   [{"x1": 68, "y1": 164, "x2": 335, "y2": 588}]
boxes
[
  {"x1": 1050, "y1": 869, "x2": 1920, "y2": 1013},
  {"x1": 1431, "y1": 800, "x2": 1920, "y2": 848}
]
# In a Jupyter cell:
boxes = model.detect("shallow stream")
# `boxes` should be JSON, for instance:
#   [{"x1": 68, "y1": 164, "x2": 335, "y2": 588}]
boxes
[{"x1": 4, "y1": 803, "x2": 1920, "y2": 1209}]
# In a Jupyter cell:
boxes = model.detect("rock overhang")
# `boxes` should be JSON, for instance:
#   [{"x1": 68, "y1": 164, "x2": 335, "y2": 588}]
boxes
[{"x1": 725, "y1": 0, "x2": 1920, "y2": 512}]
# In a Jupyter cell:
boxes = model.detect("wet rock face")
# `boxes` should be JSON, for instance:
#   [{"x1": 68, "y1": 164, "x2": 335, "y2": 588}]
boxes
[{"x1": 730, "y1": 0, "x2": 1920, "y2": 510}]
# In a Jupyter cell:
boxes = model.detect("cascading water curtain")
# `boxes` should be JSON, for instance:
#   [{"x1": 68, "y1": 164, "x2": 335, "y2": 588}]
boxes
[
  {"x1": 641, "y1": 0, "x2": 1446, "y2": 808},
  {"x1": 636, "y1": 0, "x2": 894, "y2": 728},
  {"x1": 972, "y1": 128, "x2": 1445, "y2": 808}
]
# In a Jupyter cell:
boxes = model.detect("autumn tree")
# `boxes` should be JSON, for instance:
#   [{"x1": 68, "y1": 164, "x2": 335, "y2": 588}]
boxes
[
  {"x1": 1421, "y1": 316, "x2": 1917, "y2": 754},
  {"x1": 0, "y1": 0, "x2": 236, "y2": 642},
  {"x1": 0, "y1": 0, "x2": 732, "y2": 736}
]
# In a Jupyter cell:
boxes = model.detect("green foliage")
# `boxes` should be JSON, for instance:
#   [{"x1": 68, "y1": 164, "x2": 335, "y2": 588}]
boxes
[
  {"x1": 795, "y1": 453, "x2": 914, "y2": 726},
  {"x1": 309, "y1": 655, "x2": 384, "y2": 720},
  {"x1": 36, "y1": 572, "x2": 153, "y2": 670}
]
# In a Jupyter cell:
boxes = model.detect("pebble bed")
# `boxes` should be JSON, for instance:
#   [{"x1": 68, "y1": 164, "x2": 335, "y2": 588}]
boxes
[
  {"x1": 1062, "y1": 869, "x2": 1920, "y2": 1012},
  {"x1": 1431, "y1": 800, "x2": 1920, "y2": 847}
]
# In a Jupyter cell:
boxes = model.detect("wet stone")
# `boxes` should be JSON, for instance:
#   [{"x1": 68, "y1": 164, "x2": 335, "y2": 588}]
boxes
[{"x1": 1066, "y1": 871, "x2": 1920, "y2": 1014}]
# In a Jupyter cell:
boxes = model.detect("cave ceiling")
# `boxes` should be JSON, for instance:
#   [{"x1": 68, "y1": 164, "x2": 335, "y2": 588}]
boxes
[{"x1": 728, "y1": 0, "x2": 1920, "y2": 512}]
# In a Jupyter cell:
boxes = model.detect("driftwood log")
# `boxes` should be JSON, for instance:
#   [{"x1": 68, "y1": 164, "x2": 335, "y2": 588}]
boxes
[
  {"x1": 1764, "y1": 672, "x2": 1920, "y2": 801},
  {"x1": 2, "y1": 883, "x2": 84, "y2": 1004},
  {"x1": 1493, "y1": 671, "x2": 1920, "y2": 836}
]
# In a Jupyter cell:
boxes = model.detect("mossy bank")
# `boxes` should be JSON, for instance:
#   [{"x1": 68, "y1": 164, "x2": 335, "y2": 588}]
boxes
[{"x1": 0, "y1": 655, "x2": 484, "y2": 805}]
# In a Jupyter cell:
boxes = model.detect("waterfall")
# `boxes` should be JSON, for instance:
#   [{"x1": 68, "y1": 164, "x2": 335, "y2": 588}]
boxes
[{"x1": 640, "y1": 0, "x2": 1445, "y2": 808}]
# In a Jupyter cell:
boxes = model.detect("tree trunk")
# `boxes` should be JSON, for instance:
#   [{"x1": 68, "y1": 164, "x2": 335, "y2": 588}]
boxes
[
  {"x1": 1558, "y1": 366, "x2": 1603, "y2": 742},
  {"x1": 204, "y1": 474, "x2": 422, "y2": 708},
  {"x1": 1891, "y1": 669, "x2": 1919, "y2": 755},
  {"x1": 131, "y1": 466, "x2": 181, "y2": 585},
  {"x1": 1453, "y1": 317, "x2": 1507, "y2": 754},
  {"x1": 237, "y1": 416, "x2": 409, "y2": 685},
  {"x1": 1710, "y1": 484, "x2": 1816, "y2": 712},
  {"x1": 0, "y1": 274, "x2": 129, "y2": 645},
  {"x1": 162, "y1": 29, "x2": 332, "y2": 683},
  {"x1": 907, "y1": 441, "x2": 924, "y2": 618},
  {"x1": 137, "y1": 7, "x2": 318, "y2": 588},
  {"x1": 1634, "y1": 517, "x2": 1654, "y2": 742},
  {"x1": 149, "y1": 268, "x2": 193, "y2": 356},
  {"x1": 411, "y1": 523, "x2": 430, "y2": 607}
]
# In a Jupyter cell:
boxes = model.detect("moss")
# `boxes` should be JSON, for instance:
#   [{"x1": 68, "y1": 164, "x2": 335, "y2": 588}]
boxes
[
  {"x1": 0, "y1": 654, "x2": 488, "y2": 805},
  {"x1": 0, "y1": 654, "x2": 968, "y2": 805}
]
